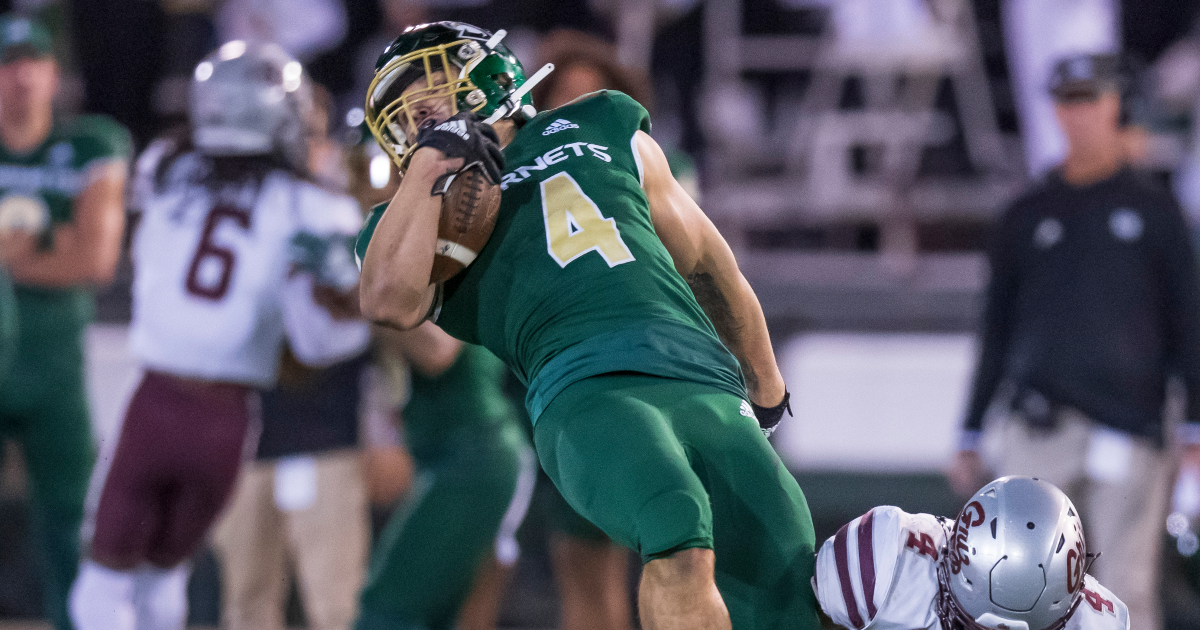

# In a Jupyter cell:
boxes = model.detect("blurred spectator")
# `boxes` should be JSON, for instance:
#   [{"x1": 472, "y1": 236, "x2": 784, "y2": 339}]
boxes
[
  {"x1": 218, "y1": 0, "x2": 348, "y2": 62},
  {"x1": 1003, "y1": 0, "x2": 1119, "y2": 177},
  {"x1": 68, "y1": 42, "x2": 367, "y2": 630},
  {"x1": 0, "y1": 13, "x2": 131, "y2": 630},
  {"x1": 211, "y1": 351, "x2": 373, "y2": 630},
  {"x1": 948, "y1": 53, "x2": 1200, "y2": 630},
  {"x1": 533, "y1": 29, "x2": 653, "y2": 119},
  {"x1": 1154, "y1": 21, "x2": 1200, "y2": 222},
  {"x1": 535, "y1": 27, "x2": 698, "y2": 200},
  {"x1": 209, "y1": 79, "x2": 374, "y2": 630},
  {"x1": 350, "y1": 0, "x2": 428, "y2": 118}
]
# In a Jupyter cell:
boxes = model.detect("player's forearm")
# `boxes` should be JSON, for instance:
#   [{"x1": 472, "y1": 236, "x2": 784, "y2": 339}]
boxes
[
  {"x1": 8, "y1": 223, "x2": 122, "y2": 287},
  {"x1": 359, "y1": 149, "x2": 457, "y2": 328},
  {"x1": 9, "y1": 173, "x2": 126, "y2": 287},
  {"x1": 688, "y1": 259, "x2": 785, "y2": 406},
  {"x1": 375, "y1": 321, "x2": 462, "y2": 377}
]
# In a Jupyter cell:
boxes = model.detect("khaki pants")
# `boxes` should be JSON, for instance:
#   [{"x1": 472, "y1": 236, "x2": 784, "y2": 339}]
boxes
[
  {"x1": 212, "y1": 449, "x2": 369, "y2": 630},
  {"x1": 997, "y1": 409, "x2": 1170, "y2": 630}
]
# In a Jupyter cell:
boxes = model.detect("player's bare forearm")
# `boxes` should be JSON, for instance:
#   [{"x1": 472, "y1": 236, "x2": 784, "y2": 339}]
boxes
[
  {"x1": 687, "y1": 263, "x2": 784, "y2": 406},
  {"x1": 374, "y1": 321, "x2": 463, "y2": 377},
  {"x1": 638, "y1": 130, "x2": 786, "y2": 406},
  {"x1": 359, "y1": 148, "x2": 462, "y2": 329},
  {"x1": 7, "y1": 171, "x2": 125, "y2": 287}
]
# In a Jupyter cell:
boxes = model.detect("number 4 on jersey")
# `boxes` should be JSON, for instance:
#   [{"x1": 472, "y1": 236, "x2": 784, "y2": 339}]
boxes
[
  {"x1": 541, "y1": 172, "x2": 634, "y2": 268},
  {"x1": 906, "y1": 531, "x2": 939, "y2": 560}
]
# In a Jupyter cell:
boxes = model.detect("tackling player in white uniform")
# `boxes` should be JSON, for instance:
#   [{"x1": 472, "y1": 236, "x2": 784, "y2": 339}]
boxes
[
  {"x1": 814, "y1": 476, "x2": 1129, "y2": 630},
  {"x1": 68, "y1": 41, "x2": 368, "y2": 630}
]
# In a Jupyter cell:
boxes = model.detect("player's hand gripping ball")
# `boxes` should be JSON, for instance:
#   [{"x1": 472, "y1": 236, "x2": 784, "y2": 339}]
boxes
[
  {"x1": 417, "y1": 113, "x2": 505, "y2": 284},
  {"x1": 416, "y1": 111, "x2": 505, "y2": 184},
  {"x1": 428, "y1": 161, "x2": 503, "y2": 283}
]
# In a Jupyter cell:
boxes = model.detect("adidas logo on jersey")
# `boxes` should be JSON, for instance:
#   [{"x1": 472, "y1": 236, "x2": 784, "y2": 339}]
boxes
[
  {"x1": 542, "y1": 119, "x2": 580, "y2": 136},
  {"x1": 740, "y1": 400, "x2": 757, "y2": 420},
  {"x1": 434, "y1": 119, "x2": 470, "y2": 141}
]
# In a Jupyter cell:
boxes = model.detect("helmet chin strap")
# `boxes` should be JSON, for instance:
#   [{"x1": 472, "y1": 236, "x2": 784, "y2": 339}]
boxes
[
  {"x1": 974, "y1": 613, "x2": 1030, "y2": 630},
  {"x1": 483, "y1": 62, "x2": 554, "y2": 125}
]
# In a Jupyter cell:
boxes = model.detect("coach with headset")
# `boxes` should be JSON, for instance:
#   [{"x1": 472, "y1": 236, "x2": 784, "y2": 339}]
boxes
[{"x1": 948, "y1": 52, "x2": 1200, "y2": 630}]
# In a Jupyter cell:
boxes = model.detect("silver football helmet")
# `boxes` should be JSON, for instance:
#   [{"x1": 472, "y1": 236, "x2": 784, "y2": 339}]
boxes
[
  {"x1": 938, "y1": 476, "x2": 1089, "y2": 630},
  {"x1": 190, "y1": 40, "x2": 312, "y2": 171}
]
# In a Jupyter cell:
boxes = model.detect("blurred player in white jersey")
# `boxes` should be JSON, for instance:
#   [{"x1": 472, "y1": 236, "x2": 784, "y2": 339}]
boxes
[
  {"x1": 68, "y1": 40, "x2": 369, "y2": 630},
  {"x1": 814, "y1": 476, "x2": 1129, "y2": 630}
]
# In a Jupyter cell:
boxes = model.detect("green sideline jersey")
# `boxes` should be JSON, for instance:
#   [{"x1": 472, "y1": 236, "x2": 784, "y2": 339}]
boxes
[
  {"x1": 0, "y1": 115, "x2": 131, "y2": 348},
  {"x1": 0, "y1": 269, "x2": 15, "y2": 376},
  {"x1": 403, "y1": 343, "x2": 519, "y2": 451},
  {"x1": 358, "y1": 91, "x2": 744, "y2": 423}
]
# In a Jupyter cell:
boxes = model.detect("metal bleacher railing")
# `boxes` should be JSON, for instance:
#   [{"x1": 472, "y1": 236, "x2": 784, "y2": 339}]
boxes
[{"x1": 700, "y1": 0, "x2": 1026, "y2": 331}]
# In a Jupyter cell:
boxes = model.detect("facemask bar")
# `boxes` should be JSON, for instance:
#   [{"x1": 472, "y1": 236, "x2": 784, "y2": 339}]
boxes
[
  {"x1": 365, "y1": 29, "x2": 557, "y2": 171},
  {"x1": 366, "y1": 42, "x2": 483, "y2": 172}
]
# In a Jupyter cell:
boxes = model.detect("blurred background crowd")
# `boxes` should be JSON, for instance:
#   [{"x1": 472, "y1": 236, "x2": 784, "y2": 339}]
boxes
[{"x1": 5, "y1": 0, "x2": 1200, "y2": 628}]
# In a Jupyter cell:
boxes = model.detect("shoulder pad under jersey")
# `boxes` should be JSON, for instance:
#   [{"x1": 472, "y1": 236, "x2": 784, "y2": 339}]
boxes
[
  {"x1": 1066, "y1": 575, "x2": 1129, "y2": 630},
  {"x1": 815, "y1": 506, "x2": 944, "y2": 630}
]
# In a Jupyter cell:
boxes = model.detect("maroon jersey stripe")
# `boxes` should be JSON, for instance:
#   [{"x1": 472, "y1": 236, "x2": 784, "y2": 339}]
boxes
[
  {"x1": 857, "y1": 509, "x2": 878, "y2": 619},
  {"x1": 834, "y1": 521, "x2": 864, "y2": 628}
]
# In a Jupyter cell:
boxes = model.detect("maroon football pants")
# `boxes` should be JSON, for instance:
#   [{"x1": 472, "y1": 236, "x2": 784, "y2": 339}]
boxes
[{"x1": 90, "y1": 371, "x2": 253, "y2": 569}]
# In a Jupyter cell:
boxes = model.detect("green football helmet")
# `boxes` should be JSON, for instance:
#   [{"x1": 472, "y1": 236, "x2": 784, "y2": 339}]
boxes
[{"x1": 365, "y1": 21, "x2": 553, "y2": 171}]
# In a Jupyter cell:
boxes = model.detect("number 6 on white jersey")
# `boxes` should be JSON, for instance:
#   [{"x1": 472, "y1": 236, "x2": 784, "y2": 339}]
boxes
[{"x1": 541, "y1": 172, "x2": 634, "y2": 268}]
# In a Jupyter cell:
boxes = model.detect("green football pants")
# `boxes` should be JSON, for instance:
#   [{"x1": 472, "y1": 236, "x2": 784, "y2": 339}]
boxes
[
  {"x1": 534, "y1": 373, "x2": 820, "y2": 630},
  {"x1": 0, "y1": 325, "x2": 94, "y2": 630},
  {"x1": 356, "y1": 423, "x2": 530, "y2": 630}
]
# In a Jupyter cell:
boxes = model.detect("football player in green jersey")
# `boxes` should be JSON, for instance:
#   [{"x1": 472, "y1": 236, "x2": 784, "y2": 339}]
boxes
[
  {"x1": 358, "y1": 22, "x2": 818, "y2": 630},
  {"x1": 362, "y1": 324, "x2": 534, "y2": 630},
  {"x1": 0, "y1": 14, "x2": 130, "y2": 630},
  {"x1": 0, "y1": 268, "x2": 15, "y2": 377}
]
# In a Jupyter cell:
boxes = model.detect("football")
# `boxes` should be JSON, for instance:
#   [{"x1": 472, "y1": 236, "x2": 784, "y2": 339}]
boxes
[{"x1": 431, "y1": 162, "x2": 503, "y2": 284}]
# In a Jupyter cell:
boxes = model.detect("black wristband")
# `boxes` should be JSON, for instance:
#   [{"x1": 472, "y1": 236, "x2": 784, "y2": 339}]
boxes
[{"x1": 751, "y1": 390, "x2": 792, "y2": 435}]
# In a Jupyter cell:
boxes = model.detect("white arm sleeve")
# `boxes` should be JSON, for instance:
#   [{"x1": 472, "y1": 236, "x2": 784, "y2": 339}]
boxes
[{"x1": 281, "y1": 273, "x2": 370, "y2": 367}]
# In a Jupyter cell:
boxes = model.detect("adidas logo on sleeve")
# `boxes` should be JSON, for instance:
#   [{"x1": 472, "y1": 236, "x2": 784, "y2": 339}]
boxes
[
  {"x1": 542, "y1": 119, "x2": 580, "y2": 135},
  {"x1": 434, "y1": 119, "x2": 470, "y2": 141}
]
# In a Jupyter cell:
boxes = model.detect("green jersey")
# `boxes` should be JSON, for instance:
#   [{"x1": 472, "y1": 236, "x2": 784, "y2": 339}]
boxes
[
  {"x1": 0, "y1": 115, "x2": 131, "y2": 346},
  {"x1": 360, "y1": 91, "x2": 744, "y2": 423},
  {"x1": 0, "y1": 269, "x2": 14, "y2": 376},
  {"x1": 403, "y1": 344, "x2": 519, "y2": 451}
]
